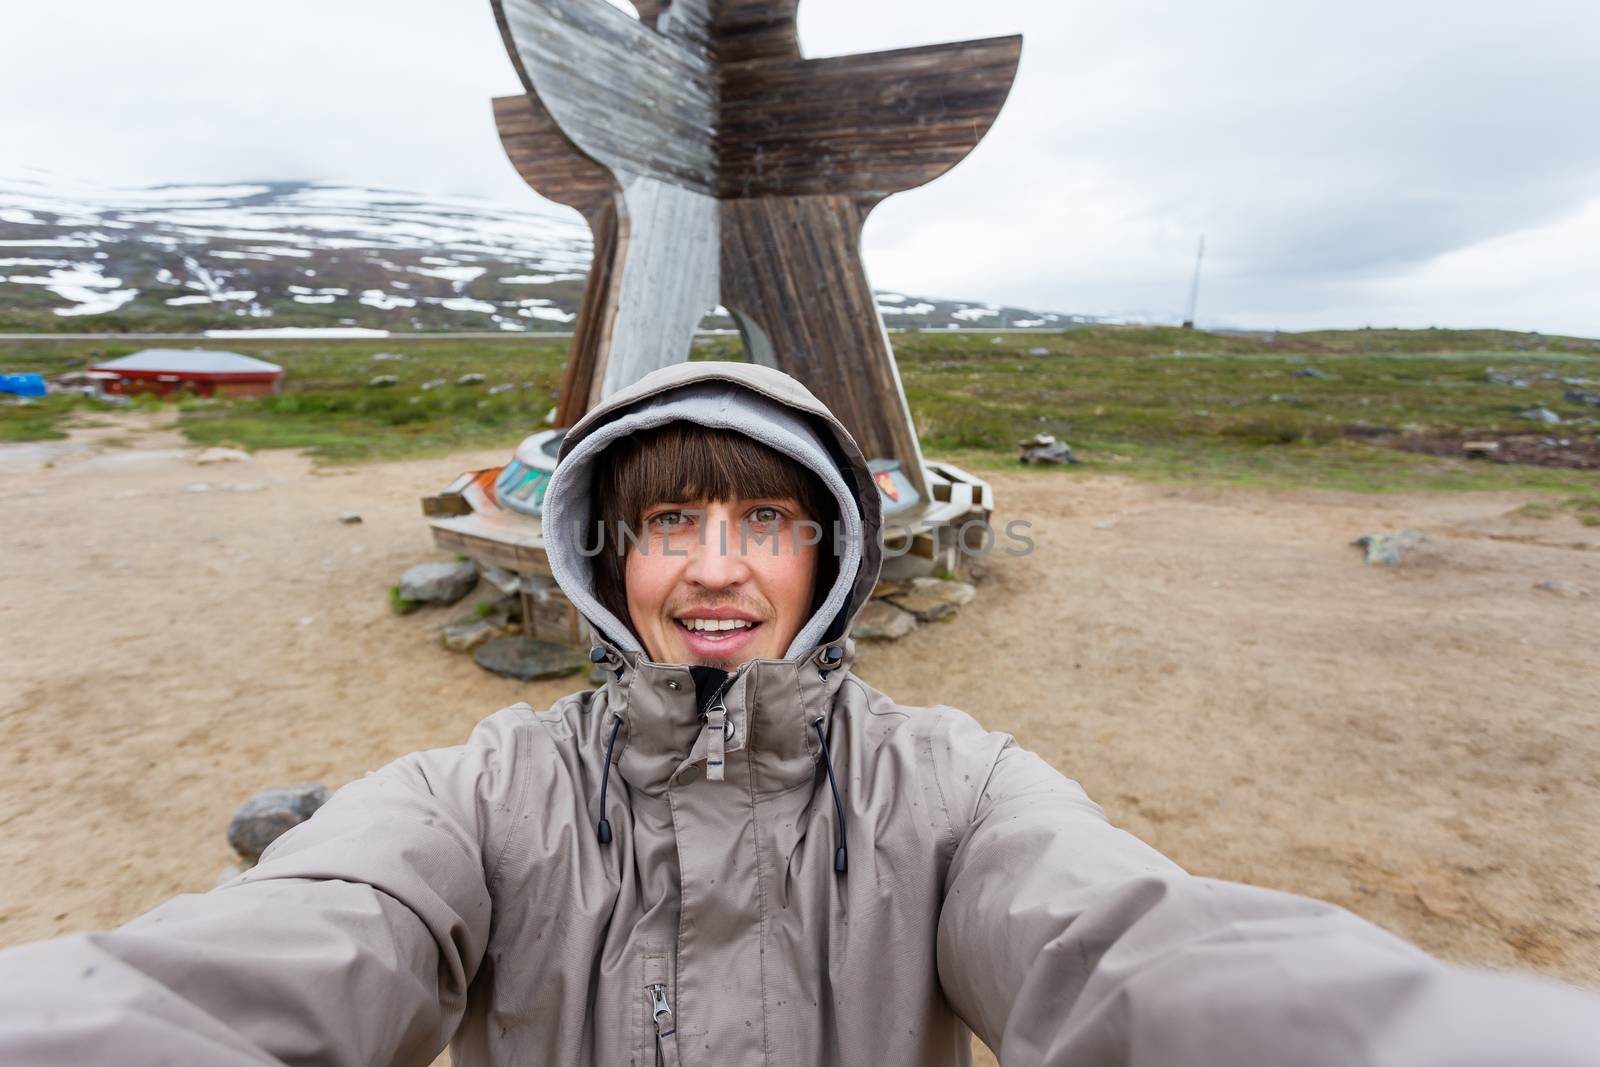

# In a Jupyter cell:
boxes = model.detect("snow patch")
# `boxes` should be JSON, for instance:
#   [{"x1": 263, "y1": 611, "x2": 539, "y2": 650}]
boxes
[
  {"x1": 519, "y1": 306, "x2": 576, "y2": 323},
  {"x1": 55, "y1": 288, "x2": 139, "y2": 316},
  {"x1": 410, "y1": 264, "x2": 487, "y2": 284},
  {"x1": 359, "y1": 290, "x2": 417, "y2": 310},
  {"x1": 0, "y1": 237, "x2": 97, "y2": 248},
  {"x1": 425, "y1": 296, "x2": 498, "y2": 314}
]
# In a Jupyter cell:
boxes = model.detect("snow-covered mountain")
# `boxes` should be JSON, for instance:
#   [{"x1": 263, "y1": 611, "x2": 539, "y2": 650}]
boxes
[{"x1": 0, "y1": 175, "x2": 1085, "y2": 333}]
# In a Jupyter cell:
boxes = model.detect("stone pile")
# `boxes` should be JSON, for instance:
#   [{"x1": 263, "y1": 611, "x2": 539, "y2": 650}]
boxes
[
  {"x1": 1352, "y1": 529, "x2": 1426, "y2": 566},
  {"x1": 849, "y1": 576, "x2": 978, "y2": 643},
  {"x1": 1018, "y1": 432, "x2": 1077, "y2": 465}
]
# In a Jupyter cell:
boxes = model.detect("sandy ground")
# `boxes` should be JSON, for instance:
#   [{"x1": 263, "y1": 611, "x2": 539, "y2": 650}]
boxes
[{"x1": 2, "y1": 411, "x2": 1597, "y2": 1050}]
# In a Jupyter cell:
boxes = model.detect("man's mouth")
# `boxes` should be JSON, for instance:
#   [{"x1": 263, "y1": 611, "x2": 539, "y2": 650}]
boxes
[{"x1": 674, "y1": 616, "x2": 761, "y2": 642}]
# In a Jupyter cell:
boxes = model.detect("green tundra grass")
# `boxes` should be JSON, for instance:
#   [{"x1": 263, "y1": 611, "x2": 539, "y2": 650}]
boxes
[{"x1": 2, "y1": 327, "x2": 1598, "y2": 493}]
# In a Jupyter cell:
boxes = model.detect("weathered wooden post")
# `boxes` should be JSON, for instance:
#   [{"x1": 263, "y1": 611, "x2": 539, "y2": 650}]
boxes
[{"x1": 489, "y1": 0, "x2": 1021, "y2": 504}]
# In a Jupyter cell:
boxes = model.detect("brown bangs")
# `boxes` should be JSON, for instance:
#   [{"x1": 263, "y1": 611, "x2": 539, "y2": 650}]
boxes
[{"x1": 590, "y1": 422, "x2": 837, "y2": 631}]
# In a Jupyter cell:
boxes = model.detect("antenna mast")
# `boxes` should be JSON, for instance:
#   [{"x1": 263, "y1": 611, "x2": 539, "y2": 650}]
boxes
[{"x1": 1182, "y1": 234, "x2": 1205, "y2": 329}]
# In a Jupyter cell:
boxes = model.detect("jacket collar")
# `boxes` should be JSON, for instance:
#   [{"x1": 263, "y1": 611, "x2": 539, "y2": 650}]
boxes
[{"x1": 595, "y1": 637, "x2": 856, "y2": 796}]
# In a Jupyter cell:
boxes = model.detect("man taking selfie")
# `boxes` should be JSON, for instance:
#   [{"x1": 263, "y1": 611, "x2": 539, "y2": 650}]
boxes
[{"x1": 0, "y1": 360, "x2": 1595, "y2": 1066}]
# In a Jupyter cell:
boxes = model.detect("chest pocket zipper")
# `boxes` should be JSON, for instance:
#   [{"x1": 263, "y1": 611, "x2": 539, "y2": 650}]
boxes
[{"x1": 648, "y1": 983, "x2": 680, "y2": 1067}]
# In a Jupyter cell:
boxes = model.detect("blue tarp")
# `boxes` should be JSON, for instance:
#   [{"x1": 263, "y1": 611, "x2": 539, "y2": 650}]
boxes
[{"x1": 0, "y1": 374, "x2": 47, "y2": 398}]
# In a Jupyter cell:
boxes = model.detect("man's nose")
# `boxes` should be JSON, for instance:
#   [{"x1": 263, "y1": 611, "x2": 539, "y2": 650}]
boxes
[{"x1": 680, "y1": 514, "x2": 751, "y2": 588}]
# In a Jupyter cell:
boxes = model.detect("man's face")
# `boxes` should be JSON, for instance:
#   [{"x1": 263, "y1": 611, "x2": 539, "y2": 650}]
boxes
[{"x1": 625, "y1": 496, "x2": 819, "y2": 669}]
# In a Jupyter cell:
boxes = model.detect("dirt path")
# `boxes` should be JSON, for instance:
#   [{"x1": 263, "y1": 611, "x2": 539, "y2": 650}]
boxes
[{"x1": 3, "y1": 414, "x2": 1597, "y2": 1007}]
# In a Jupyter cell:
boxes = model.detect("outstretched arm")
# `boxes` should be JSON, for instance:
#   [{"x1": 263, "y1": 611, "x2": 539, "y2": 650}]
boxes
[
  {"x1": 934, "y1": 715, "x2": 1600, "y2": 1066},
  {"x1": 0, "y1": 708, "x2": 530, "y2": 1066}
]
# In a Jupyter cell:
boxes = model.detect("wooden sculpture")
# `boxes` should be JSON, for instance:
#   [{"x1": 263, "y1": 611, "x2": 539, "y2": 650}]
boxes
[{"x1": 490, "y1": 0, "x2": 1021, "y2": 502}]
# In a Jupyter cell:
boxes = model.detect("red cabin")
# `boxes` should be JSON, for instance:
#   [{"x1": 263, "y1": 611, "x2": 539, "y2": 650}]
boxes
[{"x1": 90, "y1": 348, "x2": 284, "y2": 398}]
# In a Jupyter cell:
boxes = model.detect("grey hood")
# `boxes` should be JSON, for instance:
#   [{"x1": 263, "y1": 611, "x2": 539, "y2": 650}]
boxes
[{"x1": 541, "y1": 360, "x2": 884, "y2": 660}]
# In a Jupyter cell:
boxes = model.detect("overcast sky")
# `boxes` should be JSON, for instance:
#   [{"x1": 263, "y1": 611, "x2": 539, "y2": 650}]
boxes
[{"x1": 6, "y1": 0, "x2": 1599, "y2": 334}]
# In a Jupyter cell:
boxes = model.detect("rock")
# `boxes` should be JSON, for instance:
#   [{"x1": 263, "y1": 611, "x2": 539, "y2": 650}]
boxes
[
  {"x1": 368, "y1": 374, "x2": 399, "y2": 388},
  {"x1": 1028, "y1": 347, "x2": 1050, "y2": 356},
  {"x1": 1293, "y1": 367, "x2": 1331, "y2": 379},
  {"x1": 195, "y1": 447, "x2": 251, "y2": 465},
  {"x1": 475, "y1": 563, "x2": 522, "y2": 597},
  {"x1": 878, "y1": 552, "x2": 937, "y2": 583},
  {"x1": 223, "y1": 482, "x2": 264, "y2": 493},
  {"x1": 1018, "y1": 432, "x2": 1077, "y2": 465},
  {"x1": 1462, "y1": 441, "x2": 1500, "y2": 459},
  {"x1": 369, "y1": 351, "x2": 405, "y2": 362},
  {"x1": 885, "y1": 577, "x2": 976, "y2": 622},
  {"x1": 871, "y1": 579, "x2": 911, "y2": 600},
  {"x1": 1565, "y1": 390, "x2": 1600, "y2": 407},
  {"x1": 398, "y1": 559, "x2": 478, "y2": 605},
  {"x1": 1486, "y1": 370, "x2": 1530, "y2": 387},
  {"x1": 473, "y1": 637, "x2": 588, "y2": 680},
  {"x1": 185, "y1": 482, "x2": 210, "y2": 493},
  {"x1": 456, "y1": 373, "x2": 487, "y2": 386},
  {"x1": 488, "y1": 383, "x2": 516, "y2": 396},
  {"x1": 441, "y1": 614, "x2": 513, "y2": 653},
  {"x1": 336, "y1": 511, "x2": 362, "y2": 524},
  {"x1": 227, "y1": 784, "x2": 330, "y2": 863},
  {"x1": 1352, "y1": 529, "x2": 1426, "y2": 566},
  {"x1": 852, "y1": 599, "x2": 918, "y2": 640},
  {"x1": 1519, "y1": 407, "x2": 1562, "y2": 424},
  {"x1": 1534, "y1": 579, "x2": 1589, "y2": 598},
  {"x1": 420, "y1": 378, "x2": 447, "y2": 390}
]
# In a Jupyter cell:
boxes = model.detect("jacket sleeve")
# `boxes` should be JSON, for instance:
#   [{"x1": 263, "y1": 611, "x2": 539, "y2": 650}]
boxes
[
  {"x1": 0, "y1": 706, "x2": 533, "y2": 1067},
  {"x1": 932, "y1": 712, "x2": 1600, "y2": 1067}
]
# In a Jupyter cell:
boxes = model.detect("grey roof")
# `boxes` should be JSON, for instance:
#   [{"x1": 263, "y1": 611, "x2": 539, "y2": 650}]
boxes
[{"x1": 91, "y1": 349, "x2": 283, "y2": 375}]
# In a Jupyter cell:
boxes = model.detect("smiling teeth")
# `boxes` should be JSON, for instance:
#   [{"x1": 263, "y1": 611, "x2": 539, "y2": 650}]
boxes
[{"x1": 682, "y1": 618, "x2": 753, "y2": 632}]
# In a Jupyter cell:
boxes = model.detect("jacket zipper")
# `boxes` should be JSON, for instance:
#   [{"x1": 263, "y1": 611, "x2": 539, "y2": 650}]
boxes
[{"x1": 648, "y1": 983, "x2": 679, "y2": 1067}]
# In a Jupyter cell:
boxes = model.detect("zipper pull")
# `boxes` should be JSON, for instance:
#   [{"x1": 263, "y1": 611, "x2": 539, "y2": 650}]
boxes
[
  {"x1": 648, "y1": 983, "x2": 675, "y2": 1037},
  {"x1": 705, "y1": 699, "x2": 727, "y2": 782},
  {"x1": 648, "y1": 983, "x2": 677, "y2": 1067}
]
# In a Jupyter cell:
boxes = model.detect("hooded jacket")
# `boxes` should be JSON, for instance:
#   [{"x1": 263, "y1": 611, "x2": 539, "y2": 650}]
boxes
[{"x1": 0, "y1": 360, "x2": 1595, "y2": 1067}]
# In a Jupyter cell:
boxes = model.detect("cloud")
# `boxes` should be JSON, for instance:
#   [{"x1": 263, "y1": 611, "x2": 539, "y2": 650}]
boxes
[
  {"x1": 809, "y1": 0, "x2": 1600, "y2": 330},
  {"x1": 5, "y1": 0, "x2": 1599, "y2": 333}
]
